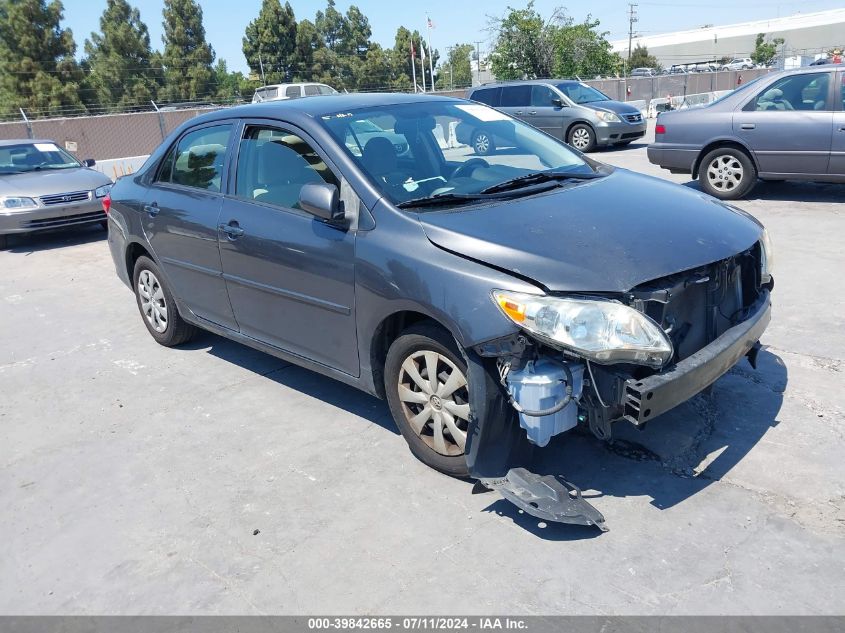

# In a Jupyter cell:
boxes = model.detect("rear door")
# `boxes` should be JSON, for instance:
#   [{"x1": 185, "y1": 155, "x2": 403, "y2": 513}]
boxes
[
  {"x1": 497, "y1": 85, "x2": 532, "y2": 124},
  {"x1": 529, "y1": 85, "x2": 565, "y2": 139},
  {"x1": 733, "y1": 71, "x2": 834, "y2": 176},
  {"x1": 143, "y1": 122, "x2": 238, "y2": 330},
  {"x1": 830, "y1": 71, "x2": 845, "y2": 176},
  {"x1": 217, "y1": 122, "x2": 359, "y2": 375}
]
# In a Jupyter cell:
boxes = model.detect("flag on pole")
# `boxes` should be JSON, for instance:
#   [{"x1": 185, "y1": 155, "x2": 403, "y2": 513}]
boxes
[
  {"x1": 410, "y1": 41, "x2": 416, "y2": 58},
  {"x1": 427, "y1": 16, "x2": 435, "y2": 29},
  {"x1": 420, "y1": 41, "x2": 426, "y2": 61}
]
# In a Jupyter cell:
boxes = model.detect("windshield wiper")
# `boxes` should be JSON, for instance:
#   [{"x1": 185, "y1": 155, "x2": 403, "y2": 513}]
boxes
[
  {"x1": 396, "y1": 184, "x2": 559, "y2": 209},
  {"x1": 480, "y1": 169, "x2": 606, "y2": 195}
]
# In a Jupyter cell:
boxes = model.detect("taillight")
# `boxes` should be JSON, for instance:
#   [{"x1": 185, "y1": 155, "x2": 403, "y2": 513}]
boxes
[
  {"x1": 102, "y1": 193, "x2": 111, "y2": 214},
  {"x1": 655, "y1": 124, "x2": 666, "y2": 135}
]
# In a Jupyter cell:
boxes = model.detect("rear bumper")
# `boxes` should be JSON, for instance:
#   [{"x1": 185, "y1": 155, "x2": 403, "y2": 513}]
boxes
[
  {"x1": 0, "y1": 200, "x2": 105, "y2": 234},
  {"x1": 621, "y1": 290, "x2": 771, "y2": 425},
  {"x1": 647, "y1": 143, "x2": 698, "y2": 172}
]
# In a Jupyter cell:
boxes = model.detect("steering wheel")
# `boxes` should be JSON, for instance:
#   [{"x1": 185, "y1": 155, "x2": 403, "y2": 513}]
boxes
[{"x1": 451, "y1": 158, "x2": 490, "y2": 180}]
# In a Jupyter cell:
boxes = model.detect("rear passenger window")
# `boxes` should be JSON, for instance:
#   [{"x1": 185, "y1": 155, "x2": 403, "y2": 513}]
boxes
[
  {"x1": 304, "y1": 84, "x2": 320, "y2": 96},
  {"x1": 500, "y1": 85, "x2": 530, "y2": 107},
  {"x1": 285, "y1": 86, "x2": 300, "y2": 98},
  {"x1": 235, "y1": 126, "x2": 338, "y2": 210},
  {"x1": 158, "y1": 124, "x2": 231, "y2": 192},
  {"x1": 471, "y1": 88, "x2": 501, "y2": 107}
]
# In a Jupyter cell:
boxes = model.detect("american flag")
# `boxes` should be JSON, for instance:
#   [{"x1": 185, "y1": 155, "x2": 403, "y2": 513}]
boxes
[{"x1": 427, "y1": 16, "x2": 435, "y2": 29}]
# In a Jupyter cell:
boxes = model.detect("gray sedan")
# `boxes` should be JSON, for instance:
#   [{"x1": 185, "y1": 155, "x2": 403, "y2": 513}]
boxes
[
  {"x1": 648, "y1": 65, "x2": 845, "y2": 199},
  {"x1": 0, "y1": 139, "x2": 113, "y2": 248}
]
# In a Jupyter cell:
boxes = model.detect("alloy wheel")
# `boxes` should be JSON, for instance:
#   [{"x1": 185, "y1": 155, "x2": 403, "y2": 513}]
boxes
[
  {"x1": 138, "y1": 269, "x2": 168, "y2": 333},
  {"x1": 474, "y1": 133, "x2": 490, "y2": 154},
  {"x1": 706, "y1": 155, "x2": 744, "y2": 192},
  {"x1": 571, "y1": 128, "x2": 591, "y2": 150},
  {"x1": 397, "y1": 350, "x2": 470, "y2": 456}
]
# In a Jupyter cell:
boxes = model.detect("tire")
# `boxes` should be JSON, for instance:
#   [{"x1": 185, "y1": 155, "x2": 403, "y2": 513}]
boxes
[
  {"x1": 568, "y1": 123, "x2": 596, "y2": 152},
  {"x1": 132, "y1": 255, "x2": 197, "y2": 347},
  {"x1": 100, "y1": 220, "x2": 109, "y2": 231},
  {"x1": 385, "y1": 322, "x2": 472, "y2": 477},
  {"x1": 698, "y1": 147, "x2": 757, "y2": 200},
  {"x1": 0, "y1": 234, "x2": 7, "y2": 250},
  {"x1": 471, "y1": 129, "x2": 494, "y2": 156}
]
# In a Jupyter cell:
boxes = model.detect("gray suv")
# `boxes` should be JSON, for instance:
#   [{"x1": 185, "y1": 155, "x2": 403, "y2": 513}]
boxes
[
  {"x1": 648, "y1": 66, "x2": 845, "y2": 199},
  {"x1": 464, "y1": 80, "x2": 646, "y2": 152}
]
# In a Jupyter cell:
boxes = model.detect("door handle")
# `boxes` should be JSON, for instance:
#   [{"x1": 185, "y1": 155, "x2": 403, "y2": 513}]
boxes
[
  {"x1": 514, "y1": 111, "x2": 523, "y2": 115},
  {"x1": 528, "y1": 110, "x2": 537, "y2": 115},
  {"x1": 740, "y1": 123, "x2": 756, "y2": 130},
  {"x1": 219, "y1": 222, "x2": 244, "y2": 239},
  {"x1": 144, "y1": 203, "x2": 159, "y2": 217},
  {"x1": 839, "y1": 126, "x2": 845, "y2": 132}
]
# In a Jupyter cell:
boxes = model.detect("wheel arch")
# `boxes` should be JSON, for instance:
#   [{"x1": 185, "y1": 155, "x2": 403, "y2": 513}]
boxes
[
  {"x1": 125, "y1": 240, "x2": 155, "y2": 282},
  {"x1": 564, "y1": 119, "x2": 595, "y2": 143},
  {"x1": 693, "y1": 139, "x2": 758, "y2": 179}
]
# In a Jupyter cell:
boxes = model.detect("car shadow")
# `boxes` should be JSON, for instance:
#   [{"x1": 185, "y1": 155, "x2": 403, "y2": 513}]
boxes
[
  {"x1": 179, "y1": 330, "x2": 399, "y2": 436},
  {"x1": 3, "y1": 224, "x2": 107, "y2": 254},
  {"x1": 599, "y1": 138, "x2": 651, "y2": 153},
  {"x1": 175, "y1": 331, "x2": 785, "y2": 541},
  {"x1": 682, "y1": 178, "x2": 844, "y2": 203}
]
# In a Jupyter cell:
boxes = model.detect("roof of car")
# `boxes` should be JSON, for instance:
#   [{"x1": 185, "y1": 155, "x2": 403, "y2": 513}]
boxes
[
  {"x1": 196, "y1": 92, "x2": 464, "y2": 122},
  {"x1": 0, "y1": 139, "x2": 56, "y2": 147},
  {"x1": 473, "y1": 79, "x2": 581, "y2": 89}
]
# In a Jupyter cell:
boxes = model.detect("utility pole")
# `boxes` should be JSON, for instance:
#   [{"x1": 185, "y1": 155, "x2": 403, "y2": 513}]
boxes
[
  {"x1": 627, "y1": 3, "x2": 638, "y2": 67},
  {"x1": 258, "y1": 52, "x2": 266, "y2": 86},
  {"x1": 475, "y1": 41, "x2": 483, "y2": 86}
]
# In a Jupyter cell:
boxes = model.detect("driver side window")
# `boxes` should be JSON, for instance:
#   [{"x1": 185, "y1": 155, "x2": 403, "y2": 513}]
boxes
[
  {"x1": 531, "y1": 86, "x2": 557, "y2": 107},
  {"x1": 749, "y1": 73, "x2": 830, "y2": 112}
]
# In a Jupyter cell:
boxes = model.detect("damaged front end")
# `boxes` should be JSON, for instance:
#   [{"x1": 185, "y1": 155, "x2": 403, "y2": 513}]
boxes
[{"x1": 464, "y1": 240, "x2": 773, "y2": 532}]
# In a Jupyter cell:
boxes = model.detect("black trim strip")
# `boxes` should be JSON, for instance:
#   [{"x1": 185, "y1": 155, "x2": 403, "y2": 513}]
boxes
[{"x1": 222, "y1": 272, "x2": 351, "y2": 315}]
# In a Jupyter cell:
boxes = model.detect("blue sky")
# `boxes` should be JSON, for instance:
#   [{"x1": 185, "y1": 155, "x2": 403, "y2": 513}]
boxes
[{"x1": 62, "y1": 0, "x2": 844, "y2": 74}]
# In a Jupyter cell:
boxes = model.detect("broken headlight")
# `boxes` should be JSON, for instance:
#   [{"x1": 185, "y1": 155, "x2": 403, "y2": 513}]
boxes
[
  {"x1": 760, "y1": 227, "x2": 773, "y2": 284},
  {"x1": 493, "y1": 291, "x2": 673, "y2": 368}
]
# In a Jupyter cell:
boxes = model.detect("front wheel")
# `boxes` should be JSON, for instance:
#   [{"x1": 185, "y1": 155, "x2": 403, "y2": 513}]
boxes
[
  {"x1": 385, "y1": 323, "x2": 472, "y2": 477},
  {"x1": 699, "y1": 147, "x2": 757, "y2": 200},
  {"x1": 568, "y1": 124, "x2": 596, "y2": 152},
  {"x1": 132, "y1": 256, "x2": 197, "y2": 346}
]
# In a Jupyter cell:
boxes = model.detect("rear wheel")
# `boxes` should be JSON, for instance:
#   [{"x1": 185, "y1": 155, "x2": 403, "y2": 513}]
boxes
[
  {"x1": 132, "y1": 256, "x2": 197, "y2": 347},
  {"x1": 568, "y1": 124, "x2": 596, "y2": 152},
  {"x1": 471, "y1": 129, "x2": 494, "y2": 156},
  {"x1": 385, "y1": 323, "x2": 472, "y2": 477},
  {"x1": 699, "y1": 147, "x2": 757, "y2": 200}
]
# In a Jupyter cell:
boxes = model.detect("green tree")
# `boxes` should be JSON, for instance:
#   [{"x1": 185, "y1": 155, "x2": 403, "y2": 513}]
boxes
[
  {"x1": 293, "y1": 18, "x2": 323, "y2": 80},
  {"x1": 751, "y1": 33, "x2": 784, "y2": 66},
  {"x1": 0, "y1": 0, "x2": 84, "y2": 118},
  {"x1": 243, "y1": 0, "x2": 297, "y2": 84},
  {"x1": 627, "y1": 43, "x2": 660, "y2": 72},
  {"x1": 554, "y1": 17, "x2": 622, "y2": 78},
  {"x1": 489, "y1": 2, "x2": 561, "y2": 80},
  {"x1": 160, "y1": 0, "x2": 215, "y2": 101},
  {"x1": 213, "y1": 59, "x2": 250, "y2": 102},
  {"x1": 436, "y1": 43, "x2": 473, "y2": 89},
  {"x1": 82, "y1": 0, "x2": 160, "y2": 111},
  {"x1": 315, "y1": 0, "x2": 344, "y2": 52}
]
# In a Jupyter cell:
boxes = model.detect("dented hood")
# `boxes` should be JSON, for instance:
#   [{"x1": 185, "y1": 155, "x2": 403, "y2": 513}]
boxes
[{"x1": 418, "y1": 169, "x2": 763, "y2": 292}]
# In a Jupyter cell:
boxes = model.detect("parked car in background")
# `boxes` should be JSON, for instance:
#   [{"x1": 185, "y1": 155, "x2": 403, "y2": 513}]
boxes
[
  {"x1": 252, "y1": 83, "x2": 339, "y2": 103},
  {"x1": 648, "y1": 66, "x2": 845, "y2": 199},
  {"x1": 630, "y1": 67, "x2": 657, "y2": 77},
  {"x1": 464, "y1": 80, "x2": 646, "y2": 152},
  {"x1": 105, "y1": 93, "x2": 773, "y2": 527},
  {"x1": 0, "y1": 140, "x2": 112, "y2": 248},
  {"x1": 721, "y1": 58, "x2": 755, "y2": 71},
  {"x1": 693, "y1": 62, "x2": 718, "y2": 73},
  {"x1": 663, "y1": 65, "x2": 687, "y2": 75}
]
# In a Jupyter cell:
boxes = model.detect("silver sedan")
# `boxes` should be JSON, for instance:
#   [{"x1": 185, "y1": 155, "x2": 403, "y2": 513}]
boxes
[{"x1": 0, "y1": 139, "x2": 113, "y2": 248}]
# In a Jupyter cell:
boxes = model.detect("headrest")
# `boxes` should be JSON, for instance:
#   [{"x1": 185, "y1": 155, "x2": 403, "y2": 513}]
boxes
[{"x1": 362, "y1": 137, "x2": 397, "y2": 176}]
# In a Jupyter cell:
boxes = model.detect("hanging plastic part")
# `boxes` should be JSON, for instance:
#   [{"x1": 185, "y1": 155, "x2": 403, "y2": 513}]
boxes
[{"x1": 479, "y1": 468, "x2": 608, "y2": 532}]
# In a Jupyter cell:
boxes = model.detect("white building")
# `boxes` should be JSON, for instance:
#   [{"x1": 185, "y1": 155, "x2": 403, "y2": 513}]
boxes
[{"x1": 612, "y1": 8, "x2": 845, "y2": 66}]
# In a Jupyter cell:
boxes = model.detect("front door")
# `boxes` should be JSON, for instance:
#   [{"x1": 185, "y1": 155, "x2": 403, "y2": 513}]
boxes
[
  {"x1": 529, "y1": 85, "x2": 565, "y2": 140},
  {"x1": 143, "y1": 123, "x2": 238, "y2": 330},
  {"x1": 829, "y1": 72, "x2": 845, "y2": 176},
  {"x1": 733, "y1": 71, "x2": 834, "y2": 176},
  {"x1": 218, "y1": 123, "x2": 359, "y2": 375}
]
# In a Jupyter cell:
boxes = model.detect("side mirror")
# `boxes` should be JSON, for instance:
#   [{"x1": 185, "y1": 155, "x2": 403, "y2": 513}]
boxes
[
  {"x1": 299, "y1": 183, "x2": 345, "y2": 224},
  {"x1": 551, "y1": 98, "x2": 565, "y2": 108},
  {"x1": 82, "y1": 158, "x2": 96, "y2": 167}
]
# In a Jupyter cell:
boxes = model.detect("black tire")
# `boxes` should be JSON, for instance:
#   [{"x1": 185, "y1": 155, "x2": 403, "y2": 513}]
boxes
[
  {"x1": 698, "y1": 147, "x2": 757, "y2": 200},
  {"x1": 568, "y1": 123, "x2": 597, "y2": 152},
  {"x1": 132, "y1": 255, "x2": 197, "y2": 347},
  {"x1": 0, "y1": 234, "x2": 7, "y2": 250},
  {"x1": 471, "y1": 129, "x2": 494, "y2": 156},
  {"x1": 385, "y1": 322, "x2": 472, "y2": 477},
  {"x1": 100, "y1": 220, "x2": 109, "y2": 231}
]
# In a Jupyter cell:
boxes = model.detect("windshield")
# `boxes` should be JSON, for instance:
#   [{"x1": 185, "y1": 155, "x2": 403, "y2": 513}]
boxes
[
  {"x1": 0, "y1": 142, "x2": 81, "y2": 174},
  {"x1": 320, "y1": 101, "x2": 592, "y2": 207},
  {"x1": 556, "y1": 83, "x2": 610, "y2": 104}
]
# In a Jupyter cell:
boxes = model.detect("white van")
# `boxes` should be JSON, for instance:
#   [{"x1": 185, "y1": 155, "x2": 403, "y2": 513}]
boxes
[{"x1": 251, "y1": 83, "x2": 339, "y2": 103}]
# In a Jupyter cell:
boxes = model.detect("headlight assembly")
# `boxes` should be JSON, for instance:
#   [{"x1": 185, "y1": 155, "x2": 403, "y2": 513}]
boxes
[
  {"x1": 1, "y1": 196, "x2": 38, "y2": 212},
  {"x1": 760, "y1": 227, "x2": 773, "y2": 284},
  {"x1": 593, "y1": 110, "x2": 620, "y2": 123},
  {"x1": 94, "y1": 184, "x2": 112, "y2": 198},
  {"x1": 493, "y1": 290, "x2": 673, "y2": 368}
]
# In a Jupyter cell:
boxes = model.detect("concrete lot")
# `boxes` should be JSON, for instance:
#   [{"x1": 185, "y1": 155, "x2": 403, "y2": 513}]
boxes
[{"x1": 1, "y1": 123, "x2": 844, "y2": 615}]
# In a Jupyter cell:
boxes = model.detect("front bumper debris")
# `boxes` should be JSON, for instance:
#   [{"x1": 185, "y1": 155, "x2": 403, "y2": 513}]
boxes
[
  {"x1": 623, "y1": 290, "x2": 771, "y2": 425},
  {"x1": 477, "y1": 468, "x2": 608, "y2": 532}
]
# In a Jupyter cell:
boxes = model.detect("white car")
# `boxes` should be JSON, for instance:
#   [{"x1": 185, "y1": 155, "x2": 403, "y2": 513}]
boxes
[
  {"x1": 720, "y1": 58, "x2": 754, "y2": 71},
  {"x1": 252, "y1": 83, "x2": 338, "y2": 103}
]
